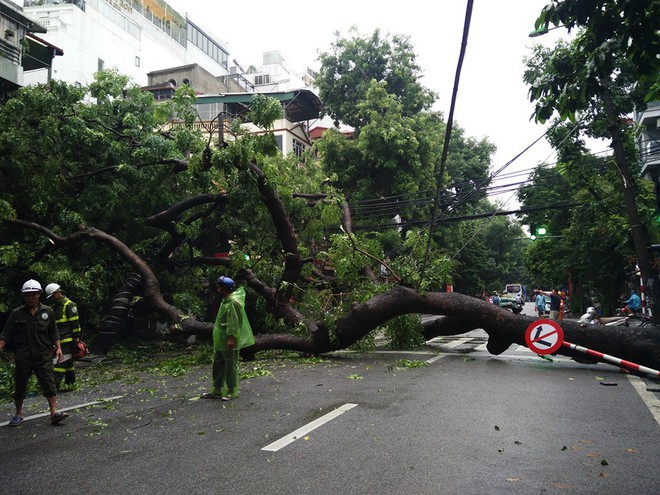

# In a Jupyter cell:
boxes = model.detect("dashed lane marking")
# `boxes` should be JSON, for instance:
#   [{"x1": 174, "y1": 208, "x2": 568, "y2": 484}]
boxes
[{"x1": 262, "y1": 403, "x2": 358, "y2": 452}]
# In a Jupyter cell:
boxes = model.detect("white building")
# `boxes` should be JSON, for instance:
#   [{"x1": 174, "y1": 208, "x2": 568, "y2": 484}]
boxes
[
  {"x1": 232, "y1": 50, "x2": 316, "y2": 93},
  {"x1": 20, "y1": 0, "x2": 231, "y2": 86},
  {"x1": 0, "y1": 0, "x2": 62, "y2": 97},
  {"x1": 635, "y1": 101, "x2": 660, "y2": 184}
]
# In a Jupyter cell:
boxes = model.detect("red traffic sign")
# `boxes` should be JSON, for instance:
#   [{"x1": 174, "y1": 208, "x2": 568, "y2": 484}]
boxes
[{"x1": 525, "y1": 319, "x2": 564, "y2": 355}]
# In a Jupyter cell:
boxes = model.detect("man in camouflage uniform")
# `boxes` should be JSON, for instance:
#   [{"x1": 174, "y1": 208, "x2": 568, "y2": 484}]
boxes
[
  {"x1": 45, "y1": 283, "x2": 81, "y2": 390},
  {"x1": 0, "y1": 279, "x2": 68, "y2": 426}
]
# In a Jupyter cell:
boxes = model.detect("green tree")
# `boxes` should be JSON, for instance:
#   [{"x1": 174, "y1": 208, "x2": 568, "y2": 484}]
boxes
[
  {"x1": 316, "y1": 27, "x2": 436, "y2": 129},
  {"x1": 526, "y1": 0, "x2": 660, "y2": 318}
]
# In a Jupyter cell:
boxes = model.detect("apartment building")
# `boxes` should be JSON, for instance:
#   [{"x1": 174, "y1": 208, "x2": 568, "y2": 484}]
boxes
[
  {"x1": 21, "y1": 0, "x2": 231, "y2": 86},
  {"x1": 0, "y1": 0, "x2": 61, "y2": 98},
  {"x1": 231, "y1": 50, "x2": 316, "y2": 93},
  {"x1": 636, "y1": 101, "x2": 660, "y2": 185}
]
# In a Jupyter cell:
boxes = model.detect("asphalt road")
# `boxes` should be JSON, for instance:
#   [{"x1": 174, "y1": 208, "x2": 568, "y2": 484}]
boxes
[{"x1": 1, "y1": 309, "x2": 659, "y2": 494}]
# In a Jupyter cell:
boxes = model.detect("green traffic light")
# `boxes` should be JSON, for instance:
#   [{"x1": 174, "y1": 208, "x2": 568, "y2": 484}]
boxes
[{"x1": 537, "y1": 226, "x2": 547, "y2": 236}]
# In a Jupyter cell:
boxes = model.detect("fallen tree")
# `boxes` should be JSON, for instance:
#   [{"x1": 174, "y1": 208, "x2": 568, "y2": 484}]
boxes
[{"x1": 10, "y1": 217, "x2": 660, "y2": 370}]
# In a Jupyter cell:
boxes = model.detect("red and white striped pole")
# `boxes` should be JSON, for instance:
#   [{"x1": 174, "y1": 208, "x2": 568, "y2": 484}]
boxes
[
  {"x1": 636, "y1": 264, "x2": 647, "y2": 315},
  {"x1": 562, "y1": 341, "x2": 660, "y2": 378}
]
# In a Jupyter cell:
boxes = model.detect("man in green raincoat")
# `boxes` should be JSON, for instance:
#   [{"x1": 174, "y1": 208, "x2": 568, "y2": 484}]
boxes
[{"x1": 202, "y1": 276, "x2": 255, "y2": 400}]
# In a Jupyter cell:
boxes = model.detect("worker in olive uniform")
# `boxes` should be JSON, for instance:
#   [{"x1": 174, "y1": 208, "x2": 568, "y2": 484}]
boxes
[
  {"x1": 0, "y1": 280, "x2": 69, "y2": 426},
  {"x1": 201, "y1": 276, "x2": 255, "y2": 400},
  {"x1": 45, "y1": 283, "x2": 81, "y2": 389}
]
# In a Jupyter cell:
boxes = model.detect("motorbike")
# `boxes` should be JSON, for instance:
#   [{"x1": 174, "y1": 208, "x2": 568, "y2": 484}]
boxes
[{"x1": 580, "y1": 306, "x2": 628, "y2": 327}]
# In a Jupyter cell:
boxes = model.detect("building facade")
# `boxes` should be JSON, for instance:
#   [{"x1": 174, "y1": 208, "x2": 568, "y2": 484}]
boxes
[
  {"x1": 636, "y1": 101, "x2": 660, "y2": 185},
  {"x1": 0, "y1": 0, "x2": 60, "y2": 98},
  {"x1": 231, "y1": 50, "x2": 316, "y2": 93},
  {"x1": 21, "y1": 0, "x2": 231, "y2": 86}
]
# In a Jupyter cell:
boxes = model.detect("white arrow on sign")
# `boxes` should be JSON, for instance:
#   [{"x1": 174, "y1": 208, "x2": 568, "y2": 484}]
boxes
[{"x1": 525, "y1": 319, "x2": 564, "y2": 355}]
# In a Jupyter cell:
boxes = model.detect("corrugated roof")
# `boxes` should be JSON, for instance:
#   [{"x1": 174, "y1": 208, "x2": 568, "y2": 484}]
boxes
[{"x1": 196, "y1": 89, "x2": 323, "y2": 122}]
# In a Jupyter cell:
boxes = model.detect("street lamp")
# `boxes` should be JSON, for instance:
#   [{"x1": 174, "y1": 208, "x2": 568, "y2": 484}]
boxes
[{"x1": 529, "y1": 24, "x2": 565, "y2": 38}]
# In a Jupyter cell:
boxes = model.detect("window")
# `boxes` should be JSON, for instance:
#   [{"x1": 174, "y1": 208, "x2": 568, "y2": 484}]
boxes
[
  {"x1": 254, "y1": 74, "x2": 271, "y2": 86},
  {"x1": 292, "y1": 138, "x2": 305, "y2": 158},
  {"x1": 135, "y1": 56, "x2": 140, "y2": 67},
  {"x1": 98, "y1": 58, "x2": 105, "y2": 71}
]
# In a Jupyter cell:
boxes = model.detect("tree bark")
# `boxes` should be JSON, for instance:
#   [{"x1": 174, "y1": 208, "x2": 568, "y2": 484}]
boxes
[{"x1": 250, "y1": 288, "x2": 660, "y2": 370}]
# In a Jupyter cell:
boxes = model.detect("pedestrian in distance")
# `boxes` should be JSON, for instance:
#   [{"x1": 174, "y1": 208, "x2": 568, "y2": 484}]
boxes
[
  {"x1": 45, "y1": 283, "x2": 81, "y2": 390},
  {"x1": 0, "y1": 280, "x2": 69, "y2": 426},
  {"x1": 539, "y1": 289, "x2": 561, "y2": 320},
  {"x1": 491, "y1": 291, "x2": 501, "y2": 306},
  {"x1": 201, "y1": 276, "x2": 255, "y2": 401},
  {"x1": 534, "y1": 289, "x2": 546, "y2": 317}
]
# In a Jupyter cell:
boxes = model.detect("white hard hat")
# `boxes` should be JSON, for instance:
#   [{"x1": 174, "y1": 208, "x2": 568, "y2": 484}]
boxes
[
  {"x1": 45, "y1": 283, "x2": 61, "y2": 299},
  {"x1": 21, "y1": 279, "x2": 42, "y2": 293}
]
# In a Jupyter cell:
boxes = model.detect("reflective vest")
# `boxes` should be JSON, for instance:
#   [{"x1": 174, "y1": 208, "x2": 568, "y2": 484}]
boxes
[{"x1": 54, "y1": 297, "x2": 81, "y2": 343}]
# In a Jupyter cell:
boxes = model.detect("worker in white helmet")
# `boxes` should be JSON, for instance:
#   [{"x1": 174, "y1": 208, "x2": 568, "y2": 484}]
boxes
[
  {"x1": 0, "y1": 280, "x2": 69, "y2": 426},
  {"x1": 45, "y1": 283, "x2": 81, "y2": 390}
]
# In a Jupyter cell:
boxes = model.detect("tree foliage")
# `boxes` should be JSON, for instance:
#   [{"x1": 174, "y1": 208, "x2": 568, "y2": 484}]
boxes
[
  {"x1": 524, "y1": 0, "x2": 660, "y2": 316},
  {"x1": 316, "y1": 27, "x2": 436, "y2": 129}
]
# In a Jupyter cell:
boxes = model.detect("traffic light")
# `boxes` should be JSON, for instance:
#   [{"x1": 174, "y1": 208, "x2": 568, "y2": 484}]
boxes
[{"x1": 529, "y1": 224, "x2": 548, "y2": 240}]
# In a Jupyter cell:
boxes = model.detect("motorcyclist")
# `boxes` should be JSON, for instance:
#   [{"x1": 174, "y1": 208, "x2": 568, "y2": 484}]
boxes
[{"x1": 621, "y1": 290, "x2": 641, "y2": 316}]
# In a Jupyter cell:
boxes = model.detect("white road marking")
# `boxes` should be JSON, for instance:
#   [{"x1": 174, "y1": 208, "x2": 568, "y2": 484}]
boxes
[
  {"x1": 627, "y1": 376, "x2": 660, "y2": 426},
  {"x1": 0, "y1": 395, "x2": 124, "y2": 427},
  {"x1": 262, "y1": 403, "x2": 358, "y2": 452},
  {"x1": 425, "y1": 355, "x2": 446, "y2": 364},
  {"x1": 474, "y1": 343, "x2": 489, "y2": 352},
  {"x1": 439, "y1": 338, "x2": 474, "y2": 349}
]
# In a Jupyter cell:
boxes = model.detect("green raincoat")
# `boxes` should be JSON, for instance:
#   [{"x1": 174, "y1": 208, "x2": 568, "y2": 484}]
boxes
[
  {"x1": 213, "y1": 287, "x2": 255, "y2": 351},
  {"x1": 210, "y1": 286, "x2": 254, "y2": 398}
]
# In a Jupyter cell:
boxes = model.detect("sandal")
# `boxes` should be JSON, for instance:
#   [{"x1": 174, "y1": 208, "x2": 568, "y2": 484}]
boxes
[
  {"x1": 50, "y1": 412, "x2": 69, "y2": 425},
  {"x1": 200, "y1": 392, "x2": 223, "y2": 399},
  {"x1": 9, "y1": 415, "x2": 24, "y2": 427}
]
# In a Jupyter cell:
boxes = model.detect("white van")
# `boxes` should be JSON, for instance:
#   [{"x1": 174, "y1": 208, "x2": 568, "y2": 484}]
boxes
[{"x1": 504, "y1": 283, "x2": 524, "y2": 301}]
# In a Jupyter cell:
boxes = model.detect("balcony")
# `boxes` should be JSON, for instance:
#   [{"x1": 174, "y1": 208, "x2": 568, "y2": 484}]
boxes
[{"x1": 0, "y1": 37, "x2": 20, "y2": 65}]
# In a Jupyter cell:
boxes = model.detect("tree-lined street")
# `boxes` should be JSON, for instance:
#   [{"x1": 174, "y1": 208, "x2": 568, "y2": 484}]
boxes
[{"x1": 1, "y1": 1, "x2": 660, "y2": 493}]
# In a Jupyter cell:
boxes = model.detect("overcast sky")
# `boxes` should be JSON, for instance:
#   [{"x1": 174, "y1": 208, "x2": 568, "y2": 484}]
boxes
[{"x1": 163, "y1": 0, "x2": 576, "y2": 207}]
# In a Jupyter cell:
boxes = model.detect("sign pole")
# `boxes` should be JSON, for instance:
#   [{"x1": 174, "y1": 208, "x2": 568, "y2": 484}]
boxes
[
  {"x1": 562, "y1": 341, "x2": 660, "y2": 378},
  {"x1": 524, "y1": 319, "x2": 660, "y2": 378}
]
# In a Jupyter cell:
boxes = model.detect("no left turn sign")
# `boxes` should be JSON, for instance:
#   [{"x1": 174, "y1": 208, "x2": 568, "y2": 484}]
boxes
[{"x1": 525, "y1": 319, "x2": 564, "y2": 355}]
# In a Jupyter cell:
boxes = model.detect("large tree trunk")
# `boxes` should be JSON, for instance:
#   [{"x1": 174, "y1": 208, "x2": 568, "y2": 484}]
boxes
[
  {"x1": 600, "y1": 78, "x2": 660, "y2": 321},
  {"x1": 252, "y1": 288, "x2": 660, "y2": 370}
]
